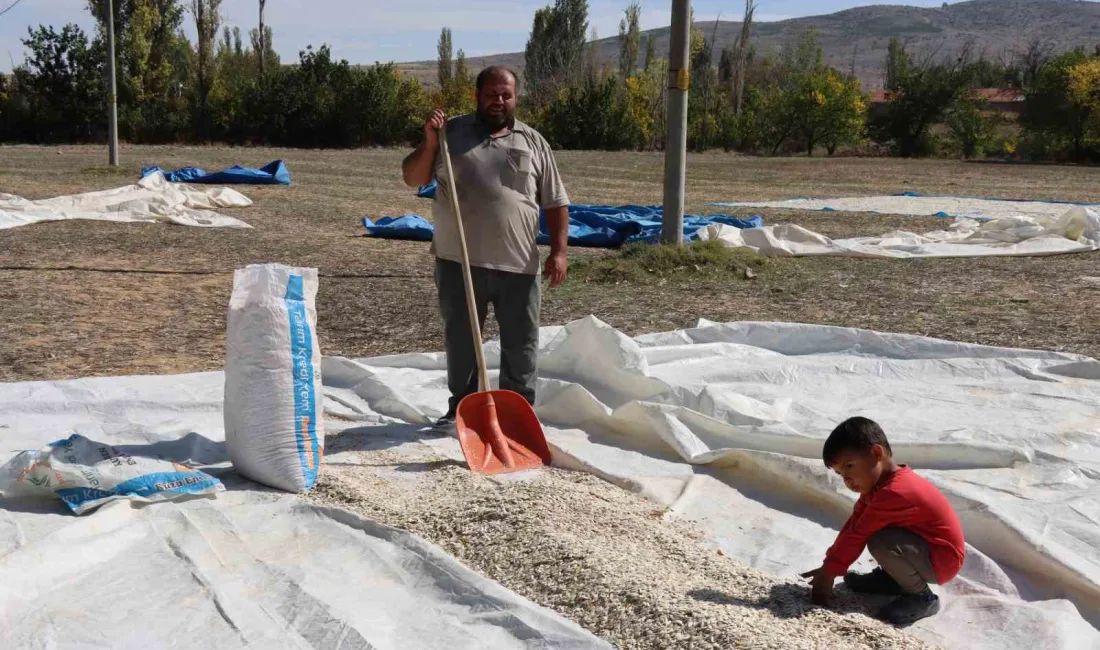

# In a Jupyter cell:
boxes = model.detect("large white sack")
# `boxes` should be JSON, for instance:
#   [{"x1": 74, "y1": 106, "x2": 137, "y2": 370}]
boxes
[{"x1": 224, "y1": 264, "x2": 324, "y2": 492}]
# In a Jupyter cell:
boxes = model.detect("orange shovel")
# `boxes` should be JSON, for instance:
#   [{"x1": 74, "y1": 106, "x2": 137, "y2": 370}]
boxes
[{"x1": 437, "y1": 120, "x2": 552, "y2": 475}]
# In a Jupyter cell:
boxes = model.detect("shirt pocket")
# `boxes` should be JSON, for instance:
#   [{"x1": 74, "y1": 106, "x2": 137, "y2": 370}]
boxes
[{"x1": 503, "y1": 147, "x2": 534, "y2": 194}]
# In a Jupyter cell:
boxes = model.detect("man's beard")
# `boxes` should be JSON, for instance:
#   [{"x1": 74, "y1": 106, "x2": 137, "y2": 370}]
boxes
[{"x1": 477, "y1": 106, "x2": 512, "y2": 130}]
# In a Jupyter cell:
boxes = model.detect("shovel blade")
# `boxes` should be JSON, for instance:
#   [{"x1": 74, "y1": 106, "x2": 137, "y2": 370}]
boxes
[{"x1": 456, "y1": 390, "x2": 551, "y2": 475}]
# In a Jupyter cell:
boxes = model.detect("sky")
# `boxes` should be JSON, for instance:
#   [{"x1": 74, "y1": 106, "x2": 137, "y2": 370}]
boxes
[{"x1": 0, "y1": 0, "x2": 1088, "y2": 73}]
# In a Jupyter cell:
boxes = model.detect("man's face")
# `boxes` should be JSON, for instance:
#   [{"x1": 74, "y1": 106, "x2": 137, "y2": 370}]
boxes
[
  {"x1": 829, "y1": 445, "x2": 886, "y2": 495},
  {"x1": 476, "y1": 75, "x2": 517, "y2": 130}
]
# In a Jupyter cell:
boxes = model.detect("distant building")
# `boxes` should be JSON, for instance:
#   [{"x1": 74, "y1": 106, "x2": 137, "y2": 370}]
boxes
[
  {"x1": 972, "y1": 88, "x2": 1027, "y2": 116},
  {"x1": 868, "y1": 88, "x2": 1026, "y2": 118}
]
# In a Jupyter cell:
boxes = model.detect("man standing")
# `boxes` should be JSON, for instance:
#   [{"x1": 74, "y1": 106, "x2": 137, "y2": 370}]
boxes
[{"x1": 402, "y1": 66, "x2": 570, "y2": 426}]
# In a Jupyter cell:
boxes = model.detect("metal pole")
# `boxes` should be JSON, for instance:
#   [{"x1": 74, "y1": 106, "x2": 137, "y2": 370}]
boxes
[
  {"x1": 106, "y1": 0, "x2": 119, "y2": 166},
  {"x1": 661, "y1": 0, "x2": 690, "y2": 245}
]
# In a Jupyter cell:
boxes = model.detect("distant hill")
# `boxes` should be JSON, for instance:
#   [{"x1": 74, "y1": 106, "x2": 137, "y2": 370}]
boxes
[{"x1": 398, "y1": 0, "x2": 1100, "y2": 91}]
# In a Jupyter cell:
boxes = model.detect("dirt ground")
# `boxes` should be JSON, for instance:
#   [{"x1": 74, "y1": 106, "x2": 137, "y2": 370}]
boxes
[{"x1": 1, "y1": 144, "x2": 1098, "y2": 382}]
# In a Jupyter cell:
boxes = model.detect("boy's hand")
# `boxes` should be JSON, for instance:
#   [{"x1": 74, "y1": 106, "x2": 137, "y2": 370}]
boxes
[{"x1": 800, "y1": 567, "x2": 834, "y2": 606}]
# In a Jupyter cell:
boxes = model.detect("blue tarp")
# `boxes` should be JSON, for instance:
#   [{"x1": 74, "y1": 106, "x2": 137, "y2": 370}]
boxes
[
  {"x1": 417, "y1": 181, "x2": 438, "y2": 199},
  {"x1": 365, "y1": 179, "x2": 763, "y2": 247},
  {"x1": 537, "y1": 204, "x2": 762, "y2": 246},
  {"x1": 140, "y1": 160, "x2": 291, "y2": 185},
  {"x1": 362, "y1": 215, "x2": 435, "y2": 241}
]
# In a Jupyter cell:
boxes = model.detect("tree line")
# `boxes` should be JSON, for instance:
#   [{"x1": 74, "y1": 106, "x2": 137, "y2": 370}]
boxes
[{"x1": 1, "y1": 0, "x2": 1098, "y2": 161}]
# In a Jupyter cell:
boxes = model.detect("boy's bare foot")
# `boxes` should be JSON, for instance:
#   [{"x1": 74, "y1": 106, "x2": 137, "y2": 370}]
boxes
[
  {"x1": 877, "y1": 588, "x2": 940, "y2": 626},
  {"x1": 843, "y1": 567, "x2": 903, "y2": 595}
]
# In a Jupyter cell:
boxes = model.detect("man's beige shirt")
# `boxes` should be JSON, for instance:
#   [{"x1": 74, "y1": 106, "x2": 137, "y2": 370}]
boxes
[{"x1": 430, "y1": 113, "x2": 570, "y2": 275}]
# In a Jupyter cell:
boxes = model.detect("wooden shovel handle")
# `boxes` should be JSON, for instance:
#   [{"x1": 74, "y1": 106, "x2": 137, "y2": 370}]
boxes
[{"x1": 438, "y1": 121, "x2": 491, "y2": 393}]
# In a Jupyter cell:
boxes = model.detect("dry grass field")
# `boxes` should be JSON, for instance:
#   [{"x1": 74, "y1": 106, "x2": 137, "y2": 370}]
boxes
[{"x1": 1, "y1": 144, "x2": 1098, "y2": 383}]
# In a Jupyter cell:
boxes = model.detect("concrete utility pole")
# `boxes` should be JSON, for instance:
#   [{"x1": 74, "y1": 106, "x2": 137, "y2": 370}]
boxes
[
  {"x1": 106, "y1": 0, "x2": 119, "y2": 166},
  {"x1": 661, "y1": 0, "x2": 690, "y2": 245}
]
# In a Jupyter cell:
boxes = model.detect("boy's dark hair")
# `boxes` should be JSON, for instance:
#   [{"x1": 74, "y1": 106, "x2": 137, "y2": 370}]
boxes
[
  {"x1": 476, "y1": 66, "x2": 520, "y2": 93},
  {"x1": 822, "y1": 417, "x2": 892, "y2": 467}
]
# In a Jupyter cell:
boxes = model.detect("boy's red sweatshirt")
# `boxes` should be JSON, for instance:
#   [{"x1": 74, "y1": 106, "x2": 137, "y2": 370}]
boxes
[{"x1": 822, "y1": 466, "x2": 966, "y2": 584}]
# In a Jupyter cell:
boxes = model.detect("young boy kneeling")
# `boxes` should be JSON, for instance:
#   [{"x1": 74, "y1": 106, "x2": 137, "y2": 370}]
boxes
[{"x1": 802, "y1": 417, "x2": 966, "y2": 626}]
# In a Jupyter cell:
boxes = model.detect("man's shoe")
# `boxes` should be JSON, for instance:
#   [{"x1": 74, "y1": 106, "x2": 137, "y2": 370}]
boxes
[
  {"x1": 843, "y1": 567, "x2": 903, "y2": 595},
  {"x1": 433, "y1": 412, "x2": 456, "y2": 432},
  {"x1": 877, "y1": 589, "x2": 941, "y2": 626}
]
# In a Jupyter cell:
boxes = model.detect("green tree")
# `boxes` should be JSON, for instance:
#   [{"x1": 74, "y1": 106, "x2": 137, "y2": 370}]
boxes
[
  {"x1": 621, "y1": 65, "x2": 663, "y2": 149},
  {"x1": 872, "y1": 39, "x2": 973, "y2": 157},
  {"x1": 730, "y1": 0, "x2": 757, "y2": 115},
  {"x1": 542, "y1": 75, "x2": 636, "y2": 150},
  {"x1": 524, "y1": 0, "x2": 589, "y2": 105},
  {"x1": 749, "y1": 30, "x2": 865, "y2": 156},
  {"x1": 1010, "y1": 38, "x2": 1054, "y2": 92},
  {"x1": 756, "y1": 30, "x2": 821, "y2": 154},
  {"x1": 688, "y1": 6, "x2": 704, "y2": 60},
  {"x1": 969, "y1": 57, "x2": 1012, "y2": 88},
  {"x1": 1067, "y1": 57, "x2": 1100, "y2": 151},
  {"x1": 884, "y1": 37, "x2": 908, "y2": 91},
  {"x1": 642, "y1": 34, "x2": 655, "y2": 71},
  {"x1": 86, "y1": 0, "x2": 189, "y2": 139},
  {"x1": 11, "y1": 24, "x2": 104, "y2": 142},
  {"x1": 268, "y1": 44, "x2": 353, "y2": 146},
  {"x1": 445, "y1": 48, "x2": 475, "y2": 114},
  {"x1": 618, "y1": 2, "x2": 641, "y2": 80},
  {"x1": 1021, "y1": 49, "x2": 1094, "y2": 160},
  {"x1": 437, "y1": 27, "x2": 453, "y2": 91},
  {"x1": 208, "y1": 25, "x2": 262, "y2": 140},
  {"x1": 688, "y1": 29, "x2": 720, "y2": 151},
  {"x1": 786, "y1": 66, "x2": 868, "y2": 156},
  {"x1": 257, "y1": 0, "x2": 267, "y2": 75},
  {"x1": 250, "y1": 25, "x2": 278, "y2": 75},
  {"x1": 719, "y1": 44, "x2": 734, "y2": 89},
  {"x1": 191, "y1": 0, "x2": 222, "y2": 137},
  {"x1": 945, "y1": 90, "x2": 998, "y2": 158},
  {"x1": 819, "y1": 72, "x2": 867, "y2": 155}
]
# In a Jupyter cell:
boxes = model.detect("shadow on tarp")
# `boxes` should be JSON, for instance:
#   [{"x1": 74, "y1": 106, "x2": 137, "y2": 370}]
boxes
[
  {"x1": 112, "y1": 431, "x2": 229, "y2": 467},
  {"x1": 323, "y1": 422, "x2": 468, "y2": 473},
  {"x1": 560, "y1": 423, "x2": 847, "y2": 532},
  {"x1": 109, "y1": 432, "x2": 280, "y2": 494},
  {"x1": 0, "y1": 496, "x2": 71, "y2": 515},
  {"x1": 701, "y1": 462, "x2": 847, "y2": 533},
  {"x1": 688, "y1": 584, "x2": 879, "y2": 620},
  {"x1": 324, "y1": 422, "x2": 450, "y2": 454}
]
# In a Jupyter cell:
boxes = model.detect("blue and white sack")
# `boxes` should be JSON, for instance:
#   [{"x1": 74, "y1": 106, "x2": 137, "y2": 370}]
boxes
[
  {"x1": 0, "y1": 434, "x2": 224, "y2": 515},
  {"x1": 224, "y1": 264, "x2": 324, "y2": 493}
]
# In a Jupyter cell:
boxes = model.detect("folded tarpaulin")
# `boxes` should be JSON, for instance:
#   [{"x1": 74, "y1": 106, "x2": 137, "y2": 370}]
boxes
[
  {"x1": 417, "y1": 181, "x2": 438, "y2": 198},
  {"x1": 383, "y1": 180, "x2": 763, "y2": 248},
  {"x1": 364, "y1": 207, "x2": 762, "y2": 248},
  {"x1": 140, "y1": 160, "x2": 291, "y2": 185},
  {"x1": 562, "y1": 205, "x2": 763, "y2": 245},
  {"x1": 709, "y1": 193, "x2": 1100, "y2": 222},
  {"x1": 362, "y1": 215, "x2": 435, "y2": 241}
]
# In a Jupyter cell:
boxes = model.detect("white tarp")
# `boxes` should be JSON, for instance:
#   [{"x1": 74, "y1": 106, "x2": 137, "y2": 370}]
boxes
[
  {"x1": 0, "y1": 375, "x2": 609, "y2": 649},
  {"x1": 0, "y1": 172, "x2": 253, "y2": 230},
  {"x1": 712, "y1": 195, "x2": 1098, "y2": 222},
  {"x1": 321, "y1": 318, "x2": 1100, "y2": 650},
  {"x1": 696, "y1": 206, "x2": 1100, "y2": 258},
  {"x1": 3, "y1": 318, "x2": 1099, "y2": 649}
]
